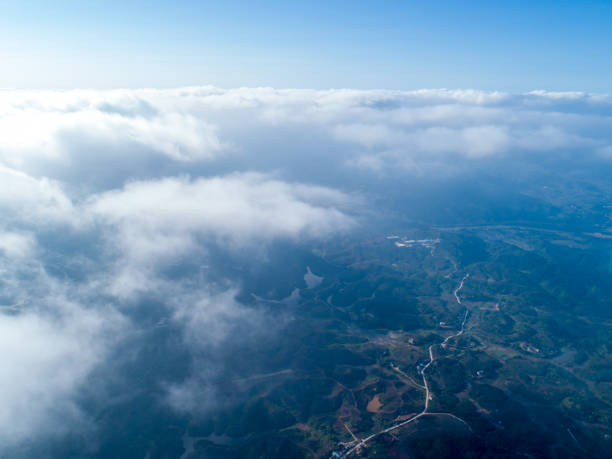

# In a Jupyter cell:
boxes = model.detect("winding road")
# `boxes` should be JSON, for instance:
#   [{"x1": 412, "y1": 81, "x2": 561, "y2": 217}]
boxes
[
  {"x1": 454, "y1": 273, "x2": 469, "y2": 304},
  {"x1": 337, "y1": 274, "x2": 471, "y2": 457}
]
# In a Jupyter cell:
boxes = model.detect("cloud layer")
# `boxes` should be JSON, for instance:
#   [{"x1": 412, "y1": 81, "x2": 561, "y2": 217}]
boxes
[
  {"x1": 1, "y1": 86, "x2": 612, "y2": 450},
  {"x1": 2, "y1": 87, "x2": 611, "y2": 182},
  {"x1": 0, "y1": 145, "x2": 353, "y2": 448}
]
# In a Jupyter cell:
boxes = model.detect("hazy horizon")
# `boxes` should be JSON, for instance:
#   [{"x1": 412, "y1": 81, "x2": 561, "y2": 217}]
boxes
[{"x1": 2, "y1": 2, "x2": 611, "y2": 458}]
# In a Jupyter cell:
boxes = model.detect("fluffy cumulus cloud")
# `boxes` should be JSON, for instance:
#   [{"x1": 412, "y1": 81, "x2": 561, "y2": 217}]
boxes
[
  {"x1": 1, "y1": 87, "x2": 612, "y2": 182},
  {"x1": 0, "y1": 90, "x2": 223, "y2": 167},
  {"x1": 1, "y1": 86, "x2": 612, "y2": 449},
  {"x1": 87, "y1": 173, "x2": 354, "y2": 298},
  {"x1": 89, "y1": 173, "x2": 353, "y2": 247},
  {"x1": 0, "y1": 164, "x2": 76, "y2": 225}
]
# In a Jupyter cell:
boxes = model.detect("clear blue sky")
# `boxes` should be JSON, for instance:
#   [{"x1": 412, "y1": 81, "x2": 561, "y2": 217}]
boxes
[{"x1": 1, "y1": 0, "x2": 611, "y2": 91}]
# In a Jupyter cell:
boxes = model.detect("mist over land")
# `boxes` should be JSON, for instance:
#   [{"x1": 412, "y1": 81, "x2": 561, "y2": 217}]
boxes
[{"x1": 1, "y1": 87, "x2": 612, "y2": 457}]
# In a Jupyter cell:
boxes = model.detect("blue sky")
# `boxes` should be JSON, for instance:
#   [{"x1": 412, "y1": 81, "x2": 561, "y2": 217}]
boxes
[{"x1": 1, "y1": 0, "x2": 611, "y2": 91}]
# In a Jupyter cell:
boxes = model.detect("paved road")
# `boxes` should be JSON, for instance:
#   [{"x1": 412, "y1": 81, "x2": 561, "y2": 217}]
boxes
[
  {"x1": 338, "y1": 275, "x2": 471, "y2": 457},
  {"x1": 454, "y1": 273, "x2": 469, "y2": 304}
]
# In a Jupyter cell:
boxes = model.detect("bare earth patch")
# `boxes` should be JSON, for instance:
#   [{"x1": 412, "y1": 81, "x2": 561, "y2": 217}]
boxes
[{"x1": 367, "y1": 394, "x2": 383, "y2": 413}]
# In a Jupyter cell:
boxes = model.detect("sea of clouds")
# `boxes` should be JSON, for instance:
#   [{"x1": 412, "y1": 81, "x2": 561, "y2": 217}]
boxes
[{"x1": 1, "y1": 87, "x2": 611, "y2": 448}]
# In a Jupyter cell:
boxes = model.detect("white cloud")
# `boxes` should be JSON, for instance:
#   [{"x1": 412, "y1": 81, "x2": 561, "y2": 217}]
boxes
[
  {"x1": 1, "y1": 87, "x2": 612, "y2": 181},
  {"x1": 0, "y1": 230, "x2": 35, "y2": 258},
  {"x1": 0, "y1": 248, "x2": 124, "y2": 447},
  {"x1": 0, "y1": 157, "x2": 355, "y2": 441},
  {"x1": 0, "y1": 302, "x2": 120, "y2": 443},
  {"x1": 0, "y1": 165, "x2": 351, "y2": 446},
  {"x1": 0, "y1": 90, "x2": 224, "y2": 173},
  {"x1": 0, "y1": 165, "x2": 76, "y2": 225},
  {"x1": 87, "y1": 173, "x2": 354, "y2": 298},
  {"x1": 89, "y1": 173, "x2": 352, "y2": 245}
]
